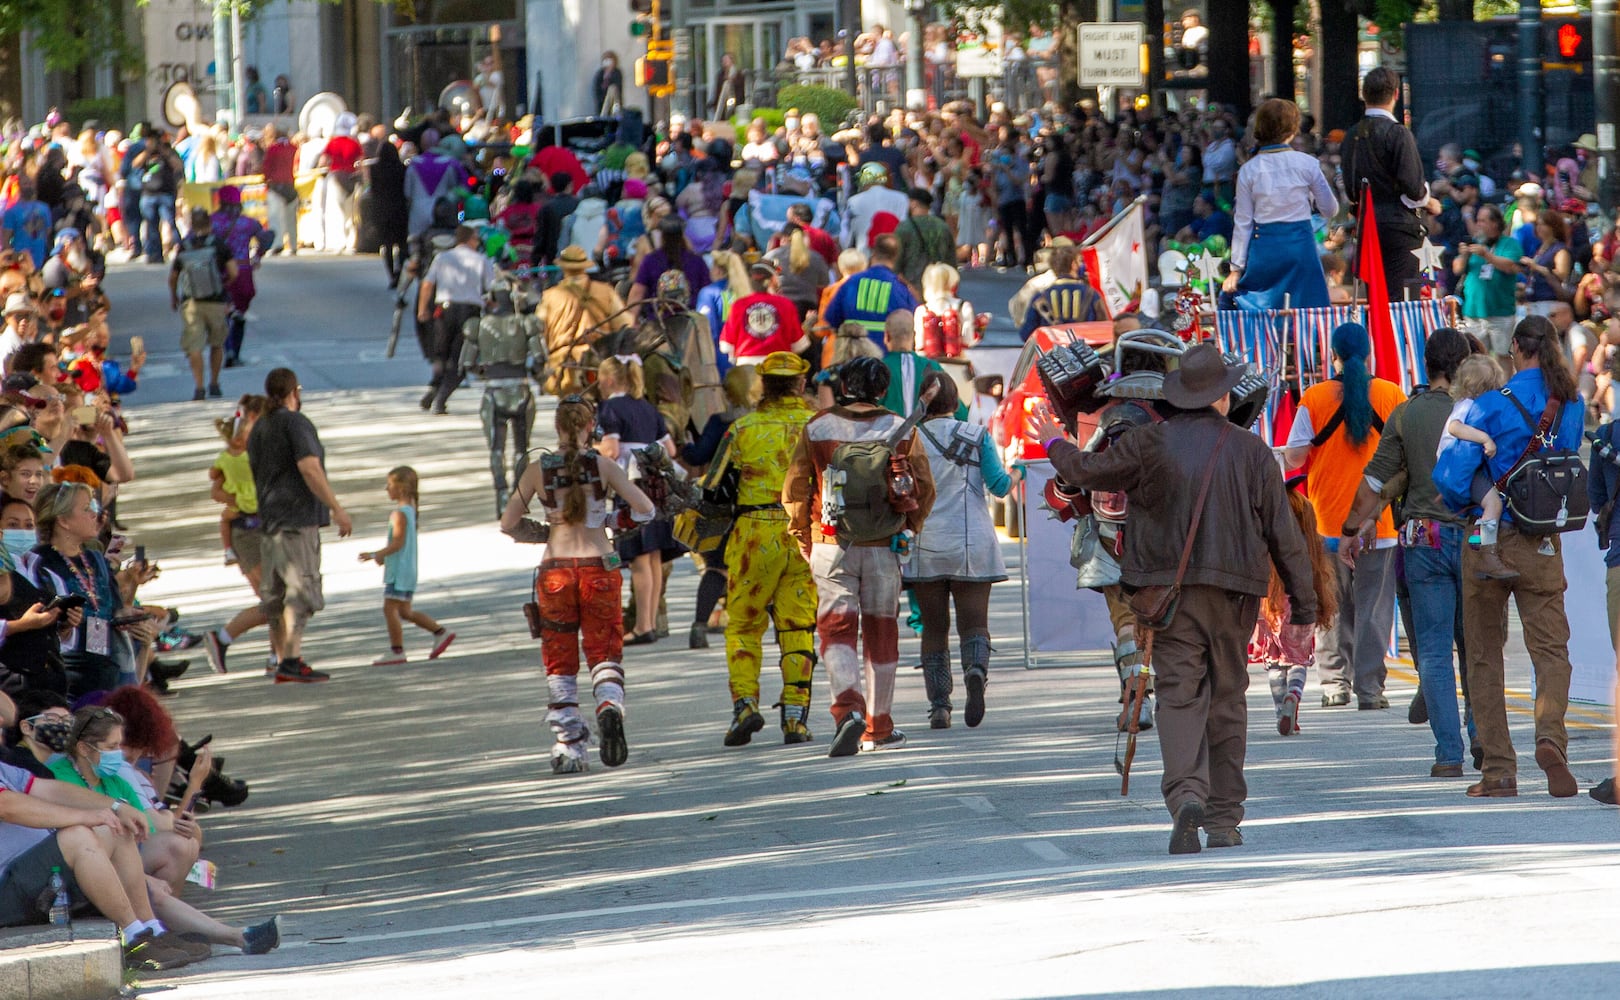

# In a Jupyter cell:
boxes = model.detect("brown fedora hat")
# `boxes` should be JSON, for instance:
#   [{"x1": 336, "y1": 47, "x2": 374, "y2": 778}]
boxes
[{"x1": 1162, "y1": 342, "x2": 1246, "y2": 410}]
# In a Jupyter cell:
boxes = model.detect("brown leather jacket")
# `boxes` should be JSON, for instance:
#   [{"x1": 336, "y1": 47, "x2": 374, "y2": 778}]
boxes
[{"x1": 1047, "y1": 407, "x2": 1318, "y2": 624}]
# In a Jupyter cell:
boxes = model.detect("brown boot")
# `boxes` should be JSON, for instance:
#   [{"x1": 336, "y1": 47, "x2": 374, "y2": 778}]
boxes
[{"x1": 1474, "y1": 544, "x2": 1519, "y2": 580}]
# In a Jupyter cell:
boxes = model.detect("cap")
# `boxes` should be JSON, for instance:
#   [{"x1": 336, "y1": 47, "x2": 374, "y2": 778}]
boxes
[
  {"x1": 557, "y1": 245, "x2": 591, "y2": 270},
  {"x1": 1462, "y1": 148, "x2": 1482, "y2": 161},
  {"x1": 1516, "y1": 182, "x2": 1543, "y2": 199},
  {"x1": 3, "y1": 293, "x2": 33, "y2": 317},
  {"x1": 749, "y1": 256, "x2": 781, "y2": 277},
  {"x1": 216, "y1": 184, "x2": 242, "y2": 205},
  {"x1": 758, "y1": 351, "x2": 809, "y2": 377}
]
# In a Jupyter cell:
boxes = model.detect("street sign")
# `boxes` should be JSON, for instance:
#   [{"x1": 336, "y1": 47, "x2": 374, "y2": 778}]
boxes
[
  {"x1": 1078, "y1": 22, "x2": 1145, "y2": 88},
  {"x1": 955, "y1": 43, "x2": 1002, "y2": 78}
]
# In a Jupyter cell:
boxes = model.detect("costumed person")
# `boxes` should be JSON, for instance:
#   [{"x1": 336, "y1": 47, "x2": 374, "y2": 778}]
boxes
[
  {"x1": 709, "y1": 352, "x2": 820, "y2": 745},
  {"x1": 1031, "y1": 344, "x2": 1318, "y2": 855},
  {"x1": 1249, "y1": 479, "x2": 1339, "y2": 735},
  {"x1": 677, "y1": 365, "x2": 759, "y2": 649},
  {"x1": 785, "y1": 356, "x2": 936, "y2": 757},
  {"x1": 415, "y1": 224, "x2": 494, "y2": 414},
  {"x1": 719, "y1": 258, "x2": 812, "y2": 367},
  {"x1": 596, "y1": 357, "x2": 679, "y2": 646},
  {"x1": 843, "y1": 163, "x2": 909, "y2": 250},
  {"x1": 209, "y1": 185, "x2": 274, "y2": 369},
  {"x1": 1221, "y1": 99, "x2": 1338, "y2": 312},
  {"x1": 459, "y1": 275, "x2": 543, "y2": 516},
  {"x1": 500, "y1": 395, "x2": 655, "y2": 774},
  {"x1": 905, "y1": 370, "x2": 1013, "y2": 729},
  {"x1": 915, "y1": 262, "x2": 979, "y2": 362},
  {"x1": 635, "y1": 269, "x2": 726, "y2": 449},
  {"x1": 536, "y1": 245, "x2": 633, "y2": 397}
]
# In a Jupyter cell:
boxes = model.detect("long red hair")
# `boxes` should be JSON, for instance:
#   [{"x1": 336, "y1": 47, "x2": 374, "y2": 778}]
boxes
[{"x1": 1264, "y1": 491, "x2": 1338, "y2": 630}]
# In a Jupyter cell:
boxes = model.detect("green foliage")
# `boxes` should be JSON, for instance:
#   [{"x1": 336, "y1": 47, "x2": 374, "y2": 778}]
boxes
[
  {"x1": 4, "y1": 0, "x2": 140, "y2": 72},
  {"x1": 66, "y1": 95, "x2": 127, "y2": 129},
  {"x1": 736, "y1": 108, "x2": 787, "y2": 133},
  {"x1": 774, "y1": 85, "x2": 858, "y2": 127},
  {"x1": 1373, "y1": 0, "x2": 1420, "y2": 48}
]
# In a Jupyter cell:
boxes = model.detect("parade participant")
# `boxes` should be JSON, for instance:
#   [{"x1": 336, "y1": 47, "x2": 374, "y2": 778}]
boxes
[
  {"x1": 356, "y1": 466, "x2": 454, "y2": 666},
  {"x1": 596, "y1": 358, "x2": 678, "y2": 646},
  {"x1": 785, "y1": 356, "x2": 936, "y2": 757},
  {"x1": 821, "y1": 234, "x2": 917, "y2": 350},
  {"x1": 705, "y1": 353, "x2": 819, "y2": 745},
  {"x1": 1018, "y1": 244, "x2": 1106, "y2": 341},
  {"x1": 1031, "y1": 344, "x2": 1318, "y2": 854},
  {"x1": 416, "y1": 225, "x2": 494, "y2": 415},
  {"x1": 168, "y1": 207, "x2": 237, "y2": 401},
  {"x1": 209, "y1": 185, "x2": 273, "y2": 369},
  {"x1": 536, "y1": 246, "x2": 631, "y2": 397},
  {"x1": 500, "y1": 395, "x2": 655, "y2": 774},
  {"x1": 1341, "y1": 328, "x2": 1478, "y2": 776},
  {"x1": 260, "y1": 125, "x2": 299, "y2": 254},
  {"x1": 1222, "y1": 99, "x2": 1338, "y2": 311},
  {"x1": 1249, "y1": 483, "x2": 1337, "y2": 736},
  {"x1": 905, "y1": 370, "x2": 1012, "y2": 729},
  {"x1": 628, "y1": 216, "x2": 709, "y2": 310},
  {"x1": 1339, "y1": 67, "x2": 1440, "y2": 298},
  {"x1": 880, "y1": 309, "x2": 956, "y2": 418},
  {"x1": 1283, "y1": 323, "x2": 1406, "y2": 710},
  {"x1": 459, "y1": 276, "x2": 542, "y2": 516},
  {"x1": 843, "y1": 163, "x2": 909, "y2": 250},
  {"x1": 678, "y1": 365, "x2": 758, "y2": 649},
  {"x1": 1434, "y1": 315, "x2": 1586, "y2": 799},
  {"x1": 915, "y1": 263, "x2": 977, "y2": 362},
  {"x1": 719, "y1": 258, "x2": 811, "y2": 367},
  {"x1": 897, "y1": 187, "x2": 955, "y2": 291},
  {"x1": 764, "y1": 223, "x2": 831, "y2": 324}
]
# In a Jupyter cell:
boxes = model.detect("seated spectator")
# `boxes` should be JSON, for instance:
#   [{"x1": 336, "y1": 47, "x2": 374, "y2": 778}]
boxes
[{"x1": 0, "y1": 689, "x2": 68, "y2": 776}]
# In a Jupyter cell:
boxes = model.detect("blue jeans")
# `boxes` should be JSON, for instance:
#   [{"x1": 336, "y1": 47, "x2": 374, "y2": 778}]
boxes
[
  {"x1": 139, "y1": 193, "x2": 176, "y2": 261},
  {"x1": 1404, "y1": 525, "x2": 1474, "y2": 765}
]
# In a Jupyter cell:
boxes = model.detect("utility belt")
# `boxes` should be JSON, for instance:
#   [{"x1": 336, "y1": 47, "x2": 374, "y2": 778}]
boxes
[
  {"x1": 1399, "y1": 517, "x2": 1462, "y2": 549},
  {"x1": 541, "y1": 555, "x2": 622, "y2": 571},
  {"x1": 735, "y1": 502, "x2": 783, "y2": 515},
  {"x1": 230, "y1": 515, "x2": 262, "y2": 531}
]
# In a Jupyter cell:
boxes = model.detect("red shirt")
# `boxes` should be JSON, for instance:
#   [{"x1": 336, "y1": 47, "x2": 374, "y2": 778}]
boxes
[
  {"x1": 802, "y1": 225, "x2": 839, "y2": 267},
  {"x1": 323, "y1": 135, "x2": 363, "y2": 174},
  {"x1": 262, "y1": 140, "x2": 296, "y2": 185},
  {"x1": 721, "y1": 292, "x2": 805, "y2": 361}
]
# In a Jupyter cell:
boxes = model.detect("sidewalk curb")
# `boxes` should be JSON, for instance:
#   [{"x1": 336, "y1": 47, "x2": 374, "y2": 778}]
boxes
[{"x1": 0, "y1": 926, "x2": 121, "y2": 1000}]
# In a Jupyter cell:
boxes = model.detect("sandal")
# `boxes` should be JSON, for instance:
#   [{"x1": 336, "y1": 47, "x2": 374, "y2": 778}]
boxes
[{"x1": 623, "y1": 631, "x2": 659, "y2": 646}]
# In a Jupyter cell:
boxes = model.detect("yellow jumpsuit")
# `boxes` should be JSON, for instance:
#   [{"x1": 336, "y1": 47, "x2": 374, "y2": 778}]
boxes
[{"x1": 722, "y1": 395, "x2": 818, "y2": 710}]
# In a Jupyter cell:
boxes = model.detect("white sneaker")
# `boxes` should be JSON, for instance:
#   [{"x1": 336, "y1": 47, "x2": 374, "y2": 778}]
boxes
[
  {"x1": 550, "y1": 742, "x2": 589, "y2": 774},
  {"x1": 860, "y1": 730, "x2": 908, "y2": 752}
]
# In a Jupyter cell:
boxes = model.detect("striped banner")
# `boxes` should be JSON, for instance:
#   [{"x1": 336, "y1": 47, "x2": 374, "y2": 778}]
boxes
[
  {"x1": 1389, "y1": 299, "x2": 1448, "y2": 389},
  {"x1": 1291, "y1": 306, "x2": 1364, "y2": 387}
]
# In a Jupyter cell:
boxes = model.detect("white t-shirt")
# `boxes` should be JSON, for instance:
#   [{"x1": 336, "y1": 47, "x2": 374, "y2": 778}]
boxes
[
  {"x1": 424, "y1": 244, "x2": 496, "y2": 307},
  {"x1": 1437, "y1": 396, "x2": 1474, "y2": 457},
  {"x1": 0, "y1": 328, "x2": 23, "y2": 375}
]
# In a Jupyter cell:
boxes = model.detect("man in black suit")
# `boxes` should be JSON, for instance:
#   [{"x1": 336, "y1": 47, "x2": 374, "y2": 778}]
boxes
[{"x1": 1339, "y1": 68, "x2": 1441, "y2": 298}]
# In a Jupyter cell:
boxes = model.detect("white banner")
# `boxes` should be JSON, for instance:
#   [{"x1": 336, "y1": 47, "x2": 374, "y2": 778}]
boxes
[
  {"x1": 1081, "y1": 197, "x2": 1148, "y2": 318},
  {"x1": 1559, "y1": 536, "x2": 1617, "y2": 707},
  {"x1": 1019, "y1": 462, "x2": 1122, "y2": 665}
]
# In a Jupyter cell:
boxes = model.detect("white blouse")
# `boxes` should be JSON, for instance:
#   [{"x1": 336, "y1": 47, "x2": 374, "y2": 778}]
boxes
[{"x1": 1230, "y1": 148, "x2": 1339, "y2": 269}]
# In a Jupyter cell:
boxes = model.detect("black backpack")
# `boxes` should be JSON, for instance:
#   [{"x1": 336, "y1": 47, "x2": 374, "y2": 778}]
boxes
[{"x1": 1496, "y1": 389, "x2": 1589, "y2": 535}]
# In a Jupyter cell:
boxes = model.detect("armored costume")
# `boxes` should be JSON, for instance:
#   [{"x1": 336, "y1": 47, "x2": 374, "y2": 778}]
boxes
[{"x1": 460, "y1": 277, "x2": 543, "y2": 515}]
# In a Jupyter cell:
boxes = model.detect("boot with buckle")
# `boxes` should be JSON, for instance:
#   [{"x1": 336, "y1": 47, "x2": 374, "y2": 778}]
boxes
[
  {"x1": 723, "y1": 697, "x2": 766, "y2": 747},
  {"x1": 779, "y1": 702, "x2": 813, "y2": 744}
]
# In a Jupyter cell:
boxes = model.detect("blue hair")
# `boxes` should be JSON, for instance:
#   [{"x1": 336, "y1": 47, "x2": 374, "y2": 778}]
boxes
[{"x1": 1330, "y1": 322, "x2": 1374, "y2": 446}]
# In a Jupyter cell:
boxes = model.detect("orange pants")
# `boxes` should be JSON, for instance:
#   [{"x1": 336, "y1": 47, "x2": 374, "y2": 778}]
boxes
[{"x1": 537, "y1": 558, "x2": 625, "y2": 747}]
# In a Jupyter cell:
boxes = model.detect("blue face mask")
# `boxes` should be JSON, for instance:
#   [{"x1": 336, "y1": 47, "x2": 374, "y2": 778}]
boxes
[
  {"x1": 1, "y1": 529, "x2": 34, "y2": 557},
  {"x1": 95, "y1": 749, "x2": 125, "y2": 778}
]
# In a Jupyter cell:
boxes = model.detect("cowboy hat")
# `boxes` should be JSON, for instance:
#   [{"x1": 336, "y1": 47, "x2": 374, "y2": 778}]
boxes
[
  {"x1": 1162, "y1": 342, "x2": 1246, "y2": 410},
  {"x1": 557, "y1": 245, "x2": 591, "y2": 270}
]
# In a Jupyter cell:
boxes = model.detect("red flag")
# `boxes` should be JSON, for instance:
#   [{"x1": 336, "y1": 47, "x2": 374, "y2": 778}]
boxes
[
  {"x1": 1356, "y1": 186, "x2": 1404, "y2": 384},
  {"x1": 1271, "y1": 388, "x2": 1297, "y2": 450}
]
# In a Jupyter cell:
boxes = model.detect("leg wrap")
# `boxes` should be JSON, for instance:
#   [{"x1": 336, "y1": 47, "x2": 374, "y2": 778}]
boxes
[
  {"x1": 921, "y1": 650, "x2": 953, "y2": 711},
  {"x1": 777, "y1": 627, "x2": 817, "y2": 709},
  {"x1": 546, "y1": 674, "x2": 587, "y2": 742},
  {"x1": 1266, "y1": 664, "x2": 1287, "y2": 714},
  {"x1": 590, "y1": 660, "x2": 626, "y2": 712}
]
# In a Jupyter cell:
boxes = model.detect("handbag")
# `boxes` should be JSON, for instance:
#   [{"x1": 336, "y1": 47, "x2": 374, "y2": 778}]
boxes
[{"x1": 1128, "y1": 424, "x2": 1230, "y2": 630}]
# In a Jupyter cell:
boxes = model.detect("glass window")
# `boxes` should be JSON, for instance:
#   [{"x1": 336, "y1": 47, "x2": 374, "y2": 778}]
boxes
[{"x1": 414, "y1": 0, "x2": 519, "y2": 24}]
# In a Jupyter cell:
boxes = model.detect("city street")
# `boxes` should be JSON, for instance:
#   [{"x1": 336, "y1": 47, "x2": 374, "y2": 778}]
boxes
[{"x1": 95, "y1": 255, "x2": 1617, "y2": 998}]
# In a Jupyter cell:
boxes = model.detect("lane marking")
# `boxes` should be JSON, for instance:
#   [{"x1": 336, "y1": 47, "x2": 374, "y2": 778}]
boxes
[
  {"x1": 1024, "y1": 841, "x2": 1068, "y2": 861},
  {"x1": 957, "y1": 795, "x2": 996, "y2": 815}
]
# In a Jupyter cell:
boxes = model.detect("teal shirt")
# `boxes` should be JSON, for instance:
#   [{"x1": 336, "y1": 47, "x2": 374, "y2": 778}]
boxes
[
  {"x1": 1461, "y1": 235, "x2": 1523, "y2": 319},
  {"x1": 881, "y1": 353, "x2": 970, "y2": 420},
  {"x1": 384, "y1": 504, "x2": 419, "y2": 592}
]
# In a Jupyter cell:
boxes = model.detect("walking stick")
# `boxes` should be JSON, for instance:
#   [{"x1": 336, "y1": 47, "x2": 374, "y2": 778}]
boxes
[
  {"x1": 388, "y1": 274, "x2": 416, "y2": 358},
  {"x1": 1114, "y1": 629, "x2": 1153, "y2": 796}
]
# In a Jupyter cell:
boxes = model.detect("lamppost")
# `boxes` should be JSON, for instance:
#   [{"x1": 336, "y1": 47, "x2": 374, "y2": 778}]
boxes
[{"x1": 905, "y1": 0, "x2": 928, "y2": 110}]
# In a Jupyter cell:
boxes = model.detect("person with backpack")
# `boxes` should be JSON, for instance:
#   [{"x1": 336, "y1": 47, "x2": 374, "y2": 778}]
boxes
[
  {"x1": 915, "y1": 263, "x2": 977, "y2": 361},
  {"x1": 168, "y1": 208, "x2": 237, "y2": 402},
  {"x1": 1434, "y1": 315, "x2": 1588, "y2": 800},
  {"x1": 1281, "y1": 322, "x2": 1406, "y2": 711},
  {"x1": 904, "y1": 370, "x2": 1012, "y2": 730},
  {"x1": 897, "y1": 187, "x2": 955, "y2": 293},
  {"x1": 785, "y1": 356, "x2": 936, "y2": 757}
]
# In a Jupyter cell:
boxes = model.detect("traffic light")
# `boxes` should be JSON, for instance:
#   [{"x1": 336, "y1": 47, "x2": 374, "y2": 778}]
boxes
[
  {"x1": 636, "y1": 55, "x2": 674, "y2": 97},
  {"x1": 630, "y1": 0, "x2": 661, "y2": 40}
]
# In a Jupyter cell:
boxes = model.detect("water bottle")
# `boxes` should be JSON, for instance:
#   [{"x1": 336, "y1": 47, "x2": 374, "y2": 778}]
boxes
[
  {"x1": 1585, "y1": 430, "x2": 1620, "y2": 468},
  {"x1": 48, "y1": 866, "x2": 71, "y2": 927}
]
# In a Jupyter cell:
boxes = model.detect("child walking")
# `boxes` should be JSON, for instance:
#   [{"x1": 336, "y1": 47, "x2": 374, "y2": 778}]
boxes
[
  {"x1": 208, "y1": 397, "x2": 267, "y2": 566},
  {"x1": 358, "y1": 466, "x2": 455, "y2": 665},
  {"x1": 1438, "y1": 355, "x2": 1516, "y2": 580},
  {"x1": 1250, "y1": 481, "x2": 1339, "y2": 735}
]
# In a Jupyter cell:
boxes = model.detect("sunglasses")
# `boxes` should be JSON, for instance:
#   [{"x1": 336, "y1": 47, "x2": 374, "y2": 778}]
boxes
[{"x1": 69, "y1": 706, "x2": 116, "y2": 744}]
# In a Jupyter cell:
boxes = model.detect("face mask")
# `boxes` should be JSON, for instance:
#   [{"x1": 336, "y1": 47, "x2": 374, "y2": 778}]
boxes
[
  {"x1": 786, "y1": 118, "x2": 799, "y2": 132},
  {"x1": 95, "y1": 749, "x2": 124, "y2": 777},
  {"x1": 2, "y1": 528, "x2": 34, "y2": 556},
  {"x1": 602, "y1": 60, "x2": 613, "y2": 70},
  {"x1": 30, "y1": 719, "x2": 71, "y2": 752}
]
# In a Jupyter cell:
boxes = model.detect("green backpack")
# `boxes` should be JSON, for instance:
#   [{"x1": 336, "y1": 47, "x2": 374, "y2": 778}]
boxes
[{"x1": 825, "y1": 439, "x2": 905, "y2": 545}]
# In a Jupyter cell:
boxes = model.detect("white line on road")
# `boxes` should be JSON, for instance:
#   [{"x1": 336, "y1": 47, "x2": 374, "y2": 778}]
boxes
[
  {"x1": 1023, "y1": 841, "x2": 1069, "y2": 862},
  {"x1": 956, "y1": 795, "x2": 997, "y2": 815}
]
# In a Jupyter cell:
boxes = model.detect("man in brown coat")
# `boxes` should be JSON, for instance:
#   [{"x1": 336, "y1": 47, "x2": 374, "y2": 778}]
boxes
[
  {"x1": 536, "y1": 245, "x2": 631, "y2": 396},
  {"x1": 1031, "y1": 344, "x2": 1318, "y2": 855}
]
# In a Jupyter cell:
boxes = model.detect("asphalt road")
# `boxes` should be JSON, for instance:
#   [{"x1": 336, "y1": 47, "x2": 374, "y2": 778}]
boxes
[{"x1": 92, "y1": 255, "x2": 1618, "y2": 998}]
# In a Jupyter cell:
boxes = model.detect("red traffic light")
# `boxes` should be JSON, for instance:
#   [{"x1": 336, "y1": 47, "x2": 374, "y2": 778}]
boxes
[{"x1": 1557, "y1": 24, "x2": 1582, "y2": 60}]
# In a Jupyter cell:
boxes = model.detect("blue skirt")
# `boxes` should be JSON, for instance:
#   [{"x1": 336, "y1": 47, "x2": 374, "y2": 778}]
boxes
[{"x1": 1235, "y1": 219, "x2": 1329, "y2": 312}]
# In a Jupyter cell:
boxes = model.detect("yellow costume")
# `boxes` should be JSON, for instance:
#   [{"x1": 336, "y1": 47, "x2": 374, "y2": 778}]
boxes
[{"x1": 718, "y1": 370, "x2": 818, "y2": 744}]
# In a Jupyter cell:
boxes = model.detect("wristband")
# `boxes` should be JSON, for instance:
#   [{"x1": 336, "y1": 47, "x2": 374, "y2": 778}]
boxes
[
  {"x1": 1341, "y1": 523, "x2": 1362, "y2": 538},
  {"x1": 1043, "y1": 436, "x2": 1064, "y2": 452}
]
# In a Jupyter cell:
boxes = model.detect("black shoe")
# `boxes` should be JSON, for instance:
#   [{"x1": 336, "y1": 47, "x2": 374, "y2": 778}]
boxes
[
  {"x1": 419, "y1": 391, "x2": 434, "y2": 411},
  {"x1": 1591, "y1": 777, "x2": 1617, "y2": 805},
  {"x1": 689, "y1": 623, "x2": 709, "y2": 649},
  {"x1": 723, "y1": 699, "x2": 765, "y2": 746},
  {"x1": 147, "y1": 673, "x2": 170, "y2": 695},
  {"x1": 1408, "y1": 690, "x2": 1428, "y2": 725},
  {"x1": 624, "y1": 631, "x2": 658, "y2": 646},
  {"x1": 928, "y1": 706, "x2": 951, "y2": 729},
  {"x1": 1169, "y1": 799, "x2": 1205, "y2": 855},
  {"x1": 1471, "y1": 742, "x2": 1485, "y2": 770},
  {"x1": 1205, "y1": 827, "x2": 1243, "y2": 849},
  {"x1": 192, "y1": 387, "x2": 207, "y2": 401},
  {"x1": 597, "y1": 705, "x2": 628, "y2": 767},
  {"x1": 242, "y1": 915, "x2": 281, "y2": 955},
  {"x1": 204, "y1": 631, "x2": 229, "y2": 674},
  {"x1": 207, "y1": 382, "x2": 223, "y2": 398},
  {"x1": 273, "y1": 658, "x2": 330, "y2": 684},
  {"x1": 432, "y1": 405, "x2": 449, "y2": 415},
  {"x1": 223, "y1": 356, "x2": 243, "y2": 369},
  {"x1": 828, "y1": 711, "x2": 865, "y2": 757},
  {"x1": 1321, "y1": 690, "x2": 1350, "y2": 708},
  {"x1": 964, "y1": 669, "x2": 986, "y2": 728},
  {"x1": 203, "y1": 771, "x2": 249, "y2": 807},
  {"x1": 150, "y1": 658, "x2": 191, "y2": 682},
  {"x1": 1358, "y1": 696, "x2": 1390, "y2": 710}
]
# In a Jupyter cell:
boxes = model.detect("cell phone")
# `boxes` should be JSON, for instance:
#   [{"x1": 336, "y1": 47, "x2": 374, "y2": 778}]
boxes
[
  {"x1": 71, "y1": 405, "x2": 97, "y2": 427},
  {"x1": 46, "y1": 594, "x2": 87, "y2": 612},
  {"x1": 129, "y1": 336, "x2": 144, "y2": 356},
  {"x1": 135, "y1": 545, "x2": 146, "y2": 565},
  {"x1": 112, "y1": 611, "x2": 148, "y2": 629}
]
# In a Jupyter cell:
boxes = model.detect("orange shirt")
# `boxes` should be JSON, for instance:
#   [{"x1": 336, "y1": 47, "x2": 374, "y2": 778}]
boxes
[{"x1": 1297, "y1": 378, "x2": 1408, "y2": 540}]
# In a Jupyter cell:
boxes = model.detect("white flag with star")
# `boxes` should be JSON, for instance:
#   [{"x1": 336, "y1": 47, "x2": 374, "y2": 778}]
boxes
[{"x1": 1081, "y1": 196, "x2": 1147, "y2": 318}]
